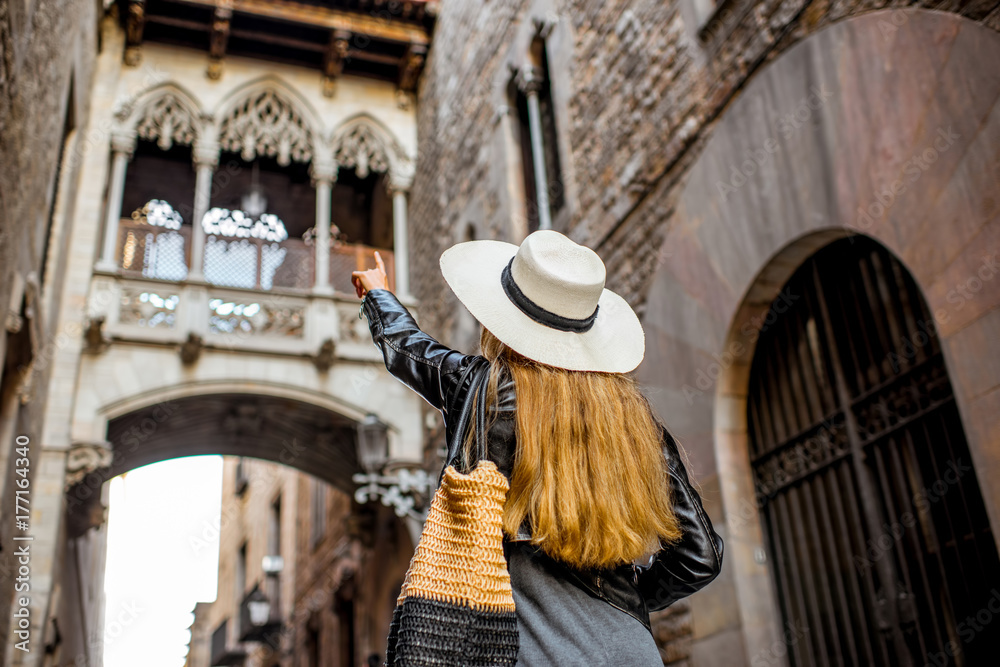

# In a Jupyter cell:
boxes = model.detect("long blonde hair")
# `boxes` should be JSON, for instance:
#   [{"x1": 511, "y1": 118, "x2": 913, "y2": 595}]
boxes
[{"x1": 464, "y1": 328, "x2": 682, "y2": 570}]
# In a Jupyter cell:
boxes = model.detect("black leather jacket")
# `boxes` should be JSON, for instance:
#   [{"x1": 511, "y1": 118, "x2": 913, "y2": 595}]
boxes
[{"x1": 361, "y1": 289, "x2": 724, "y2": 631}]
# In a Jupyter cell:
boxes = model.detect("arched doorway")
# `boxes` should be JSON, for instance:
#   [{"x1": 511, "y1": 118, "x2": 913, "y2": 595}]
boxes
[{"x1": 747, "y1": 237, "x2": 1000, "y2": 666}]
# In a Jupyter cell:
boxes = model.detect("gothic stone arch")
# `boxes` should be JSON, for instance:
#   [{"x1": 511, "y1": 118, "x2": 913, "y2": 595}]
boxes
[
  {"x1": 329, "y1": 113, "x2": 415, "y2": 186},
  {"x1": 637, "y1": 9, "x2": 1000, "y2": 664},
  {"x1": 115, "y1": 82, "x2": 205, "y2": 150},
  {"x1": 212, "y1": 76, "x2": 324, "y2": 166}
]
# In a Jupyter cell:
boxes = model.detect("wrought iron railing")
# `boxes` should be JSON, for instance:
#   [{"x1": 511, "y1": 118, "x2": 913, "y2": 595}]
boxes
[
  {"x1": 202, "y1": 235, "x2": 313, "y2": 291},
  {"x1": 117, "y1": 218, "x2": 191, "y2": 281}
]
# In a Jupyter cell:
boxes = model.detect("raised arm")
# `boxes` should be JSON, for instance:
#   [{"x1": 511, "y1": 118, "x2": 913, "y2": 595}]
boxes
[
  {"x1": 360, "y1": 289, "x2": 479, "y2": 413},
  {"x1": 637, "y1": 424, "x2": 725, "y2": 611}
]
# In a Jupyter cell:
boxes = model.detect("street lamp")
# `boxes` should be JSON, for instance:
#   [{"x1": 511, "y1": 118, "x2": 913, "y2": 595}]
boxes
[
  {"x1": 356, "y1": 413, "x2": 389, "y2": 474},
  {"x1": 351, "y1": 414, "x2": 434, "y2": 520},
  {"x1": 246, "y1": 588, "x2": 270, "y2": 627}
]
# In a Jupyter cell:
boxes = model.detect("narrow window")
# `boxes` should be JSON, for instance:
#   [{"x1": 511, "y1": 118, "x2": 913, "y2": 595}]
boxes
[
  {"x1": 235, "y1": 457, "x2": 248, "y2": 495},
  {"x1": 306, "y1": 620, "x2": 321, "y2": 667},
  {"x1": 511, "y1": 37, "x2": 564, "y2": 232},
  {"x1": 41, "y1": 79, "x2": 76, "y2": 293},
  {"x1": 234, "y1": 541, "x2": 247, "y2": 633}
]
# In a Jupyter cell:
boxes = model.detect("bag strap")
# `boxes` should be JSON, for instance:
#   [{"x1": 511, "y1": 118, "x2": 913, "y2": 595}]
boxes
[
  {"x1": 442, "y1": 359, "x2": 491, "y2": 475},
  {"x1": 472, "y1": 362, "x2": 490, "y2": 465}
]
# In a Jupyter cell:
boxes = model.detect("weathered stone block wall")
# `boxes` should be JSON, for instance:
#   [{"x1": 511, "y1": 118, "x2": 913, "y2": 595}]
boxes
[
  {"x1": 0, "y1": 0, "x2": 98, "y2": 658},
  {"x1": 410, "y1": 0, "x2": 1000, "y2": 335},
  {"x1": 408, "y1": 1, "x2": 1000, "y2": 664},
  {"x1": 0, "y1": 0, "x2": 97, "y2": 318}
]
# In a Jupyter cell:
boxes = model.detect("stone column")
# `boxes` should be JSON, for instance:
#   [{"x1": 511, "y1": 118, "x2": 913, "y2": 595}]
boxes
[
  {"x1": 515, "y1": 65, "x2": 552, "y2": 231},
  {"x1": 189, "y1": 133, "x2": 219, "y2": 282},
  {"x1": 388, "y1": 176, "x2": 412, "y2": 300},
  {"x1": 95, "y1": 133, "x2": 136, "y2": 271},
  {"x1": 311, "y1": 150, "x2": 337, "y2": 296}
]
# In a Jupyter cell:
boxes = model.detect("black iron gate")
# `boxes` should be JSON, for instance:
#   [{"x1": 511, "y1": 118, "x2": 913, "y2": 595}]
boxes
[{"x1": 747, "y1": 237, "x2": 1000, "y2": 667}]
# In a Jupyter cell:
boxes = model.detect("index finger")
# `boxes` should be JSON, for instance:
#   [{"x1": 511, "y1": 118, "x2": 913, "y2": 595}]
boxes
[{"x1": 374, "y1": 251, "x2": 386, "y2": 273}]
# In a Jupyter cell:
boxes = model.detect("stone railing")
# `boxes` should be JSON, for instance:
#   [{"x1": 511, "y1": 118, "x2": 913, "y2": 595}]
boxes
[{"x1": 86, "y1": 271, "x2": 406, "y2": 361}]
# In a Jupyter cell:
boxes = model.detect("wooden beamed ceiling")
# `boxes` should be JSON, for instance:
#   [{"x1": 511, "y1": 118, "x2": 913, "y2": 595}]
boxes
[{"x1": 120, "y1": 0, "x2": 434, "y2": 92}]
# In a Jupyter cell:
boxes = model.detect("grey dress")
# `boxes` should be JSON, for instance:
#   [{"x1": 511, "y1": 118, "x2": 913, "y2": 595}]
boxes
[{"x1": 505, "y1": 541, "x2": 663, "y2": 666}]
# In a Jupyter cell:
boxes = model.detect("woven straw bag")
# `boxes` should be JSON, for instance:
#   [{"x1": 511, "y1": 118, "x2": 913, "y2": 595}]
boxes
[{"x1": 385, "y1": 362, "x2": 519, "y2": 666}]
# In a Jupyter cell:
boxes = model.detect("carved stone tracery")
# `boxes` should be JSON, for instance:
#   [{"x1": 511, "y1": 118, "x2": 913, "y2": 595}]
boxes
[
  {"x1": 135, "y1": 94, "x2": 197, "y2": 151},
  {"x1": 65, "y1": 441, "x2": 114, "y2": 489},
  {"x1": 331, "y1": 123, "x2": 391, "y2": 178},
  {"x1": 219, "y1": 90, "x2": 313, "y2": 166}
]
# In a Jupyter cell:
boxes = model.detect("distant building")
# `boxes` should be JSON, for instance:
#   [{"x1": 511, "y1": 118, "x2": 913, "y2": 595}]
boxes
[
  {"x1": 184, "y1": 456, "x2": 412, "y2": 667},
  {"x1": 184, "y1": 602, "x2": 212, "y2": 667}
]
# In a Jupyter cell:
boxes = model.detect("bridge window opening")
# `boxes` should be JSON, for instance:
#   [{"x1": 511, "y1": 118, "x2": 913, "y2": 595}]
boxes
[
  {"x1": 330, "y1": 167, "x2": 394, "y2": 250},
  {"x1": 119, "y1": 140, "x2": 196, "y2": 281}
]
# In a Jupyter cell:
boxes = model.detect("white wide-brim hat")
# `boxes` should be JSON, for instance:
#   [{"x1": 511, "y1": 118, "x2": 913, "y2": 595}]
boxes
[{"x1": 439, "y1": 229, "x2": 645, "y2": 373}]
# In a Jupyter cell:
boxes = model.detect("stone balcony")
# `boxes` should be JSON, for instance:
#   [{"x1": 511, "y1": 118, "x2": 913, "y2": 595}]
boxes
[{"x1": 86, "y1": 217, "x2": 406, "y2": 361}]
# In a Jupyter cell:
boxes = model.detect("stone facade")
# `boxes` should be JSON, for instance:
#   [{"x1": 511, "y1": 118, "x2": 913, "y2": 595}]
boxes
[
  {"x1": 194, "y1": 457, "x2": 301, "y2": 667},
  {"x1": 0, "y1": 0, "x2": 98, "y2": 661},
  {"x1": 287, "y1": 472, "x2": 413, "y2": 667},
  {"x1": 3, "y1": 0, "x2": 1000, "y2": 664},
  {"x1": 2, "y1": 4, "x2": 431, "y2": 665},
  {"x1": 408, "y1": 1, "x2": 1000, "y2": 665},
  {"x1": 410, "y1": 0, "x2": 1000, "y2": 330}
]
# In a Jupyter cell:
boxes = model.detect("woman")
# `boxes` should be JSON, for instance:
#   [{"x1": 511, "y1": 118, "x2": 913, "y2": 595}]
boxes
[{"x1": 352, "y1": 230, "x2": 723, "y2": 666}]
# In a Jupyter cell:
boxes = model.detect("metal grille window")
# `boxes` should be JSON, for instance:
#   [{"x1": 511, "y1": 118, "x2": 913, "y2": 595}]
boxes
[{"x1": 747, "y1": 237, "x2": 1000, "y2": 667}]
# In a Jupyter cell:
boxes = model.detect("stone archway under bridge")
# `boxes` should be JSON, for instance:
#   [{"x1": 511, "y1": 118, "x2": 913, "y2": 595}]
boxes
[
  {"x1": 38, "y1": 322, "x2": 432, "y2": 667},
  {"x1": 64, "y1": 391, "x2": 369, "y2": 537},
  {"x1": 56, "y1": 386, "x2": 428, "y2": 667}
]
